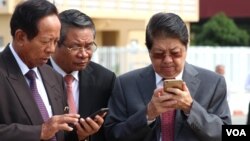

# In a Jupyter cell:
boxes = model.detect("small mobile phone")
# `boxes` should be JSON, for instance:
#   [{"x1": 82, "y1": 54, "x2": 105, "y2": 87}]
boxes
[
  {"x1": 163, "y1": 79, "x2": 183, "y2": 92},
  {"x1": 89, "y1": 108, "x2": 109, "y2": 119}
]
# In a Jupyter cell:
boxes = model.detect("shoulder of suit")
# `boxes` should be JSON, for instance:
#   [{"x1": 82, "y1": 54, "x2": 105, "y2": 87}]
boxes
[
  {"x1": 187, "y1": 63, "x2": 222, "y2": 79},
  {"x1": 88, "y1": 61, "x2": 114, "y2": 73},
  {"x1": 119, "y1": 65, "x2": 151, "y2": 79},
  {"x1": 40, "y1": 64, "x2": 62, "y2": 77}
]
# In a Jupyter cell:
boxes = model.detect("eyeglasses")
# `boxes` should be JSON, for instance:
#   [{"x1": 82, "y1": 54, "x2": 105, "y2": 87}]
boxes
[
  {"x1": 150, "y1": 49, "x2": 183, "y2": 59},
  {"x1": 62, "y1": 42, "x2": 97, "y2": 53}
]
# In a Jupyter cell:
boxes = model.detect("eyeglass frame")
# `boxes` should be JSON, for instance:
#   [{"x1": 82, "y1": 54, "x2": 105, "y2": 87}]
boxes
[
  {"x1": 149, "y1": 47, "x2": 185, "y2": 59},
  {"x1": 61, "y1": 42, "x2": 97, "y2": 53}
]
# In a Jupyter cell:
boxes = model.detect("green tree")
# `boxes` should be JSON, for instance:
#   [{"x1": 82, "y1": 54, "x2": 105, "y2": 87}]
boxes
[{"x1": 194, "y1": 12, "x2": 249, "y2": 46}]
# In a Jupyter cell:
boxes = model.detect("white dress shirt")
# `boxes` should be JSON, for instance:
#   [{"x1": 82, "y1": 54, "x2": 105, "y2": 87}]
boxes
[
  {"x1": 50, "y1": 57, "x2": 80, "y2": 113},
  {"x1": 9, "y1": 43, "x2": 53, "y2": 117}
]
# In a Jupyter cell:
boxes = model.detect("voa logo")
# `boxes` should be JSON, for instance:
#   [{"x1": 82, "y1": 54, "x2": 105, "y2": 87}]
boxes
[{"x1": 226, "y1": 129, "x2": 246, "y2": 136}]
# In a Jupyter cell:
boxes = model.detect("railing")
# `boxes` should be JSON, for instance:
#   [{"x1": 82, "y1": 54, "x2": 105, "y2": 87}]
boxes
[{"x1": 92, "y1": 46, "x2": 250, "y2": 92}]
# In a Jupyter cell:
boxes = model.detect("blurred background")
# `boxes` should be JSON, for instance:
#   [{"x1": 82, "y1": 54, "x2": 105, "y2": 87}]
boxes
[{"x1": 1, "y1": 0, "x2": 250, "y2": 124}]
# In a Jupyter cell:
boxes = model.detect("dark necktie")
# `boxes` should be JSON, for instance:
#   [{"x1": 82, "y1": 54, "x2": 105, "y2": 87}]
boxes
[
  {"x1": 64, "y1": 74, "x2": 77, "y2": 114},
  {"x1": 161, "y1": 78, "x2": 176, "y2": 141},
  {"x1": 26, "y1": 70, "x2": 49, "y2": 121},
  {"x1": 26, "y1": 70, "x2": 56, "y2": 141}
]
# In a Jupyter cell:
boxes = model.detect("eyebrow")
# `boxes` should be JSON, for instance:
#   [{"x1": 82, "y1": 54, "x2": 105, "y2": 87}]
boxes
[{"x1": 153, "y1": 47, "x2": 182, "y2": 51}]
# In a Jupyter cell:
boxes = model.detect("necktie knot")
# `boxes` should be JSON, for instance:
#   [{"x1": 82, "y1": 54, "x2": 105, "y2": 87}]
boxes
[
  {"x1": 162, "y1": 78, "x2": 175, "y2": 80},
  {"x1": 64, "y1": 74, "x2": 74, "y2": 85},
  {"x1": 26, "y1": 70, "x2": 36, "y2": 81}
]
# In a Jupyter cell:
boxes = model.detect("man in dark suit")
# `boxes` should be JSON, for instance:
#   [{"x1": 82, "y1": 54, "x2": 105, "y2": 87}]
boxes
[
  {"x1": 104, "y1": 12, "x2": 231, "y2": 141},
  {"x1": 48, "y1": 9, "x2": 116, "y2": 141},
  {"x1": 0, "y1": 0, "x2": 80, "y2": 140}
]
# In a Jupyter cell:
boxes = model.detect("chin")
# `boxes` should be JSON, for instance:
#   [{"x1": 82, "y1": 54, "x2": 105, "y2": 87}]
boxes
[
  {"x1": 162, "y1": 72, "x2": 176, "y2": 78},
  {"x1": 76, "y1": 66, "x2": 86, "y2": 71}
]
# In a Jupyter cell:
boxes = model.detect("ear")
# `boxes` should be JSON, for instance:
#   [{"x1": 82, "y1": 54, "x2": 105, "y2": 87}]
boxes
[{"x1": 14, "y1": 29, "x2": 27, "y2": 46}]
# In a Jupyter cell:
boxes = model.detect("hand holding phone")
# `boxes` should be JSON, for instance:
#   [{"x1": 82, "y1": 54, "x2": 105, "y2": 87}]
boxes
[
  {"x1": 163, "y1": 79, "x2": 183, "y2": 92},
  {"x1": 89, "y1": 108, "x2": 109, "y2": 119}
]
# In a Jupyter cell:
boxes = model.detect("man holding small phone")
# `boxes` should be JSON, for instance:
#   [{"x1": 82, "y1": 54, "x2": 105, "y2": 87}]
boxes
[
  {"x1": 104, "y1": 13, "x2": 231, "y2": 141},
  {"x1": 48, "y1": 9, "x2": 116, "y2": 141}
]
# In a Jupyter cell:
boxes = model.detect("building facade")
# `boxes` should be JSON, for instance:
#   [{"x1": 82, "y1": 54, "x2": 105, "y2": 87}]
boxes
[{"x1": 0, "y1": 0, "x2": 199, "y2": 47}]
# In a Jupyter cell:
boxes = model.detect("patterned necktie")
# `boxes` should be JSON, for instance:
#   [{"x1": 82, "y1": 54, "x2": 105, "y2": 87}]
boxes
[
  {"x1": 26, "y1": 70, "x2": 56, "y2": 141},
  {"x1": 64, "y1": 74, "x2": 77, "y2": 114},
  {"x1": 161, "y1": 110, "x2": 176, "y2": 141},
  {"x1": 26, "y1": 70, "x2": 49, "y2": 121},
  {"x1": 161, "y1": 78, "x2": 176, "y2": 141}
]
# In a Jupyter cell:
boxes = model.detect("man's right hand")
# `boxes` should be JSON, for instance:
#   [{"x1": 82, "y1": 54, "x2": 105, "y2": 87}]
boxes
[
  {"x1": 41, "y1": 114, "x2": 80, "y2": 140},
  {"x1": 147, "y1": 88, "x2": 177, "y2": 120}
]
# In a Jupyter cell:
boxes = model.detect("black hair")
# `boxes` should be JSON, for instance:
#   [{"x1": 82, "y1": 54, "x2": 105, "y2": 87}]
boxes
[
  {"x1": 10, "y1": 0, "x2": 58, "y2": 40},
  {"x1": 145, "y1": 12, "x2": 189, "y2": 50},
  {"x1": 58, "y1": 9, "x2": 96, "y2": 46}
]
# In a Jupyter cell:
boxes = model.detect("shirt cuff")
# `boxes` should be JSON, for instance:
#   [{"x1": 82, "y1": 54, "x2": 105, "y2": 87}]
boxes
[{"x1": 146, "y1": 115, "x2": 156, "y2": 125}]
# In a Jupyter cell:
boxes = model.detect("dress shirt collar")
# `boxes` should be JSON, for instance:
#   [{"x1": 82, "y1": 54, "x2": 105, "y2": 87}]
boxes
[
  {"x1": 9, "y1": 43, "x2": 40, "y2": 78},
  {"x1": 155, "y1": 69, "x2": 184, "y2": 86},
  {"x1": 50, "y1": 57, "x2": 79, "y2": 81}
]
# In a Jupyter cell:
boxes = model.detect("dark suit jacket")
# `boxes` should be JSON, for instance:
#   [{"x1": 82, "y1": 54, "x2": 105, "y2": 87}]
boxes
[
  {"x1": 0, "y1": 45, "x2": 68, "y2": 141},
  {"x1": 48, "y1": 60, "x2": 116, "y2": 141},
  {"x1": 104, "y1": 63, "x2": 231, "y2": 141}
]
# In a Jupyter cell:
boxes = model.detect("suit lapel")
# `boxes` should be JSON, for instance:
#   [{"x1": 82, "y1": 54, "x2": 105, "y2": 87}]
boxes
[
  {"x1": 2, "y1": 47, "x2": 43, "y2": 124},
  {"x1": 175, "y1": 63, "x2": 200, "y2": 138},
  {"x1": 78, "y1": 65, "x2": 95, "y2": 117},
  {"x1": 137, "y1": 65, "x2": 156, "y2": 105},
  {"x1": 182, "y1": 63, "x2": 200, "y2": 98},
  {"x1": 38, "y1": 66, "x2": 63, "y2": 115},
  {"x1": 38, "y1": 65, "x2": 66, "y2": 140}
]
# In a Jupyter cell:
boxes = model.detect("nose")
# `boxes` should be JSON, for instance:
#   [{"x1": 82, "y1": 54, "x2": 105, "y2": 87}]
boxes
[
  {"x1": 163, "y1": 54, "x2": 173, "y2": 63},
  {"x1": 45, "y1": 41, "x2": 57, "y2": 54},
  {"x1": 78, "y1": 47, "x2": 88, "y2": 53},
  {"x1": 77, "y1": 48, "x2": 89, "y2": 57}
]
